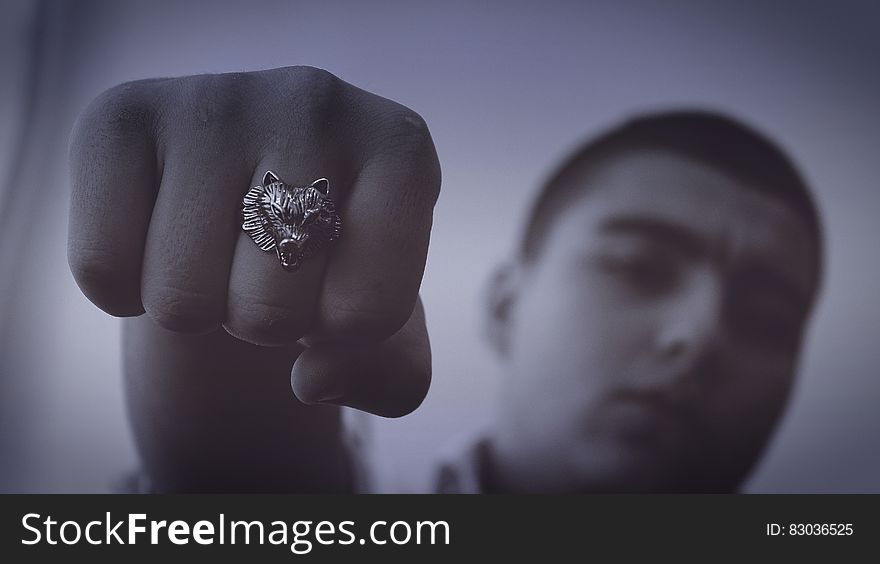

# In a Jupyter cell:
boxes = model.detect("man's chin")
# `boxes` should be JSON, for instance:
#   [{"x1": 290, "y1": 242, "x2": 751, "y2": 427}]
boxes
[{"x1": 567, "y1": 438, "x2": 713, "y2": 493}]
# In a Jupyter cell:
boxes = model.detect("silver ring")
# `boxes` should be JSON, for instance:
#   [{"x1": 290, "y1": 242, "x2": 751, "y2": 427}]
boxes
[{"x1": 242, "y1": 171, "x2": 342, "y2": 271}]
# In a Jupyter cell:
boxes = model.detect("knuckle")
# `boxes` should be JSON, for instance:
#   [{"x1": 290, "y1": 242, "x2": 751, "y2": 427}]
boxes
[
  {"x1": 159, "y1": 73, "x2": 253, "y2": 147},
  {"x1": 93, "y1": 80, "x2": 156, "y2": 127},
  {"x1": 287, "y1": 65, "x2": 340, "y2": 94},
  {"x1": 381, "y1": 107, "x2": 433, "y2": 152},
  {"x1": 393, "y1": 107, "x2": 431, "y2": 139},
  {"x1": 68, "y1": 245, "x2": 142, "y2": 316},
  {"x1": 286, "y1": 66, "x2": 342, "y2": 130},
  {"x1": 245, "y1": 66, "x2": 342, "y2": 150},
  {"x1": 225, "y1": 297, "x2": 312, "y2": 346},
  {"x1": 323, "y1": 295, "x2": 413, "y2": 343},
  {"x1": 71, "y1": 79, "x2": 158, "y2": 157},
  {"x1": 143, "y1": 284, "x2": 222, "y2": 334},
  {"x1": 188, "y1": 72, "x2": 252, "y2": 122},
  {"x1": 375, "y1": 108, "x2": 442, "y2": 203}
]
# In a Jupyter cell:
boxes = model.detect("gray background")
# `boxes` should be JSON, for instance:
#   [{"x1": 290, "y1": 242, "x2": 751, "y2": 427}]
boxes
[{"x1": 1, "y1": 0, "x2": 877, "y2": 492}]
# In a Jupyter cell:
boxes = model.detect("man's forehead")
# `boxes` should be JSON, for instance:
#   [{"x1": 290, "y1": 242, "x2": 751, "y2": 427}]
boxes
[{"x1": 555, "y1": 149, "x2": 820, "y2": 296}]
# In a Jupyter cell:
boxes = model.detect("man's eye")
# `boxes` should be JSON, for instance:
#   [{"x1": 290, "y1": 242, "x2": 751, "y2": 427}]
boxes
[
  {"x1": 597, "y1": 252, "x2": 680, "y2": 295},
  {"x1": 727, "y1": 298, "x2": 801, "y2": 352},
  {"x1": 724, "y1": 269, "x2": 808, "y2": 353}
]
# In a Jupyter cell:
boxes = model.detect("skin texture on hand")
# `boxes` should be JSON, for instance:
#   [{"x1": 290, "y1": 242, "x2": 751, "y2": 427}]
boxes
[
  {"x1": 68, "y1": 66, "x2": 438, "y2": 410},
  {"x1": 123, "y1": 298, "x2": 429, "y2": 492},
  {"x1": 68, "y1": 67, "x2": 438, "y2": 490}
]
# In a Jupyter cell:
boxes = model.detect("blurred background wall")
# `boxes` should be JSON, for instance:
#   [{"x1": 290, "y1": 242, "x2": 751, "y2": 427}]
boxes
[{"x1": 0, "y1": 0, "x2": 878, "y2": 492}]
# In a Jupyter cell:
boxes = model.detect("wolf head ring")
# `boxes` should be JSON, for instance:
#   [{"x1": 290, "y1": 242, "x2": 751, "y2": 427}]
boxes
[{"x1": 242, "y1": 171, "x2": 343, "y2": 271}]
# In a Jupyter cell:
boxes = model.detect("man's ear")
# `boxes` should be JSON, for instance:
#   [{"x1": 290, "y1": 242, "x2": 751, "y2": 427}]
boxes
[{"x1": 484, "y1": 261, "x2": 522, "y2": 357}]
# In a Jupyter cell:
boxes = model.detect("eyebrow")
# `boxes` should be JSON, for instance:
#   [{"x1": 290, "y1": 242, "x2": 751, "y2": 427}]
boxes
[
  {"x1": 598, "y1": 214, "x2": 707, "y2": 259},
  {"x1": 729, "y1": 259, "x2": 811, "y2": 311},
  {"x1": 598, "y1": 214, "x2": 812, "y2": 309}
]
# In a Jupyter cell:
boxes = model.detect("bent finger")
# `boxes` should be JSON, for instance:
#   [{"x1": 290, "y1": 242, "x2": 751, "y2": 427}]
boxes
[
  {"x1": 68, "y1": 81, "x2": 162, "y2": 316},
  {"x1": 292, "y1": 297, "x2": 431, "y2": 418},
  {"x1": 313, "y1": 105, "x2": 441, "y2": 343}
]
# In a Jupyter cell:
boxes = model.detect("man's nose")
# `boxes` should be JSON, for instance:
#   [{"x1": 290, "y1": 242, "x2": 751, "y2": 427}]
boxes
[{"x1": 656, "y1": 270, "x2": 724, "y2": 369}]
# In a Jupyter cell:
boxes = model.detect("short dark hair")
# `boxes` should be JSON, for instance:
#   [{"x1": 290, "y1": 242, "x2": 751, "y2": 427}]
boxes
[{"x1": 519, "y1": 110, "x2": 823, "y2": 273}]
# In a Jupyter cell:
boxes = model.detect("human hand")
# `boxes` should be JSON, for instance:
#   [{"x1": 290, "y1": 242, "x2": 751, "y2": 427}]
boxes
[{"x1": 69, "y1": 66, "x2": 439, "y2": 416}]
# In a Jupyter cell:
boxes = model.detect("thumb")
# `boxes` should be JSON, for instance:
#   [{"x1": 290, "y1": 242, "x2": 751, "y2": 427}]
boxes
[{"x1": 291, "y1": 297, "x2": 431, "y2": 418}]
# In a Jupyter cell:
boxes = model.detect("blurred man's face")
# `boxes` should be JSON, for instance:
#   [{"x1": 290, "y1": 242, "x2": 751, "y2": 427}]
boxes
[{"x1": 493, "y1": 149, "x2": 819, "y2": 492}]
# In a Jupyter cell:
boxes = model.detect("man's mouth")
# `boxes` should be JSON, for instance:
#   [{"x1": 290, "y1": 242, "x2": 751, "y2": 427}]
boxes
[
  {"x1": 606, "y1": 388, "x2": 696, "y2": 443},
  {"x1": 278, "y1": 237, "x2": 306, "y2": 268}
]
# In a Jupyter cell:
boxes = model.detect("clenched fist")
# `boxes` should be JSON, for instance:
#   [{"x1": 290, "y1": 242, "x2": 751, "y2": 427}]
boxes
[{"x1": 68, "y1": 66, "x2": 439, "y2": 424}]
